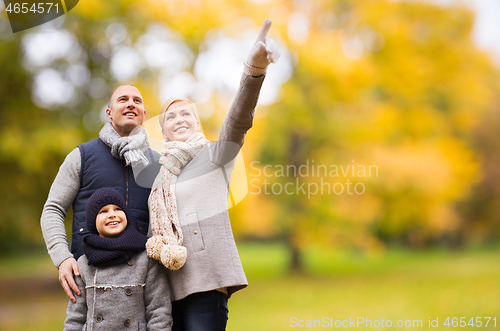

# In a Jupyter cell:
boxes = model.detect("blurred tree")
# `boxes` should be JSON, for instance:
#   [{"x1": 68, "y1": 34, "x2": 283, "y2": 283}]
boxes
[
  {"x1": 0, "y1": 0, "x2": 291, "y2": 255},
  {"x1": 1, "y1": 0, "x2": 500, "y2": 268},
  {"x1": 459, "y1": 99, "x2": 500, "y2": 245},
  {"x1": 0, "y1": 32, "x2": 84, "y2": 254},
  {"x1": 0, "y1": 1, "x2": 165, "y2": 255},
  {"x1": 231, "y1": 0, "x2": 500, "y2": 270}
]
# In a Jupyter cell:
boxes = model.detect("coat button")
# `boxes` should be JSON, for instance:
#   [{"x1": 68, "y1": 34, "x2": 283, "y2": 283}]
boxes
[
  {"x1": 124, "y1": 318, "x2": 131, "y2": 327},
  {"x1": 139, "y1": 227, "x2": 144, "y2": 232},
  {"x1": 125, "y1": 288, "x2": 133, "y2": 296},
  {"x1": 97, "y1": 288, "x2": 105, "y2": 294},
  {"x1": 96, "y1": 315, "x2": 103, "y2": 323},
  {"x1": 194, "y1": 231, "x2": 198, "y2": 235},
  {"x1": 79, "y1": 228, "x2": 84, "y2": 232},
  {"x1": 127, "y1": 260, "x2": 134, "y2": 266}
]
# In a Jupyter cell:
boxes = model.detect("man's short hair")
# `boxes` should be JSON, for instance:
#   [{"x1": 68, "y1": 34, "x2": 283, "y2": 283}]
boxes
[{"x1": 107, "y1": 84, "x2": 137, "y2": 109}]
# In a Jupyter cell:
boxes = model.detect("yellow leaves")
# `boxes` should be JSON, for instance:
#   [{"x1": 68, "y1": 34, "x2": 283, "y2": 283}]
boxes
[
  {"x1": 310, "y1": 34, "x2": 345, "y2": 74},
  {"x1": 138, "y1": 84, "x2": 162, "y2": 120},
  {"x1": 244, "y1": 0, "x2": 500, "y2": 248},
  {"x1": 427, "y1": 204, "x2": 460, "y2": 234},
  {"x1": 228, "y1": 153, "x2": 278, "y2": 238},
  {"x1": 369, "y1": 137, "x2": 478, "y2": 201},
  {"x1": 39, "y1": 0, "x2": 500, "y2": 249},
  {"x1": 231, "y1": 190, "x2": 278, "y2": 238},
  {"x1": 436, "y1": 137, "x2": 480, "y2": 199},
  {"x1": 74, "y1": 0, "x2": 126, "y2": 20},
  {"x1": 142, "y1": 0, "x2": 255, "y2": 42},
  {"x1": 1, "y1": 124, "x2": 81, "y2": 174},
  {"x1": 227, "y1": 152, "x2": 250, "y2": 209},
  {"x1": 335, "y1": 192, "x2": 382, "y2": 225},
  {"x1": 364, "y1": 136, "x2": 480, "y2": 236}
]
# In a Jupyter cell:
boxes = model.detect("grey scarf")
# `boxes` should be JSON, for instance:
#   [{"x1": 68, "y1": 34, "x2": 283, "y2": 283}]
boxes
[{"x1": 99, "y1": 122, "x2": 150, "y2": 167}]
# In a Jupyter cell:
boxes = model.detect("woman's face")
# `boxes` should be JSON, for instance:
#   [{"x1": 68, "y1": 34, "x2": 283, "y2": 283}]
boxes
[{"x1": 162, "y1": 101, "x2": 200, "y2": 142}]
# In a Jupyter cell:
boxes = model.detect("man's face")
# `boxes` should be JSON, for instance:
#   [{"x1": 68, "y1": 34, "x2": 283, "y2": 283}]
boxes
[
  {"x1": 161, "y1": 101, "x2": 200, "y2": 142},
  {"x1": 106, "y1": 85, "x2": 146, "y2": 137}
]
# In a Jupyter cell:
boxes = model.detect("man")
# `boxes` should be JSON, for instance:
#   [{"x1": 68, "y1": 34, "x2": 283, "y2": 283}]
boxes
[{"x1": 41, "y1": 85, "x2": 160, "y2": 303}]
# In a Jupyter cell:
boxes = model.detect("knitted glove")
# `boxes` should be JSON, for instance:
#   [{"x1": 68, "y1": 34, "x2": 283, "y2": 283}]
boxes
[{"x1": 244, "y1": 19, "x2": 281, "y2": 77}]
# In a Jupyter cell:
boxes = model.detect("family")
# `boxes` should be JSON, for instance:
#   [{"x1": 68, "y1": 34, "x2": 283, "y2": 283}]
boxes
[{"x1": 40, "y1": 20, "x2": 280, "y2": 330}]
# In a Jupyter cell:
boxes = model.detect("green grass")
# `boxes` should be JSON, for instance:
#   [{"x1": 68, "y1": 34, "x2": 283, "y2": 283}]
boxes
[
  {"x1": 1, "y1": 243, "x2": 499, "y2": 330},
  {"x1": 232, "y1": 243, "x2": 500, "y2": 330}
]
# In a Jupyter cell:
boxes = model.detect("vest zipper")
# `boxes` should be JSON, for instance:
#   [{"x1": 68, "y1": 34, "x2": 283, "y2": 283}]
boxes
[{"x1": 125, "y1": 166, "x2": 129, "y2": 207}]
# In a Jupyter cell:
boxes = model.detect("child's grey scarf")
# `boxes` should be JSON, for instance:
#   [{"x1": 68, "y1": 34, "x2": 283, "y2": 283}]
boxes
[{"x1": 99, "y1": 122, "x2": 150, "y2": 167}]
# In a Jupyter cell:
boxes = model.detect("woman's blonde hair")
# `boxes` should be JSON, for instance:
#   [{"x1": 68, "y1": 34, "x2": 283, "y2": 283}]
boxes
[{"x1": 158, "y1": 98, "x2": 200, "y2": 126}]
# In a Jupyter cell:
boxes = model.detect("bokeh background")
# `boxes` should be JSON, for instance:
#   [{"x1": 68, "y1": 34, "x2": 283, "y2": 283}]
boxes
[{"x1": 1, "y1": 0, "x2": 500, "y2": 330}]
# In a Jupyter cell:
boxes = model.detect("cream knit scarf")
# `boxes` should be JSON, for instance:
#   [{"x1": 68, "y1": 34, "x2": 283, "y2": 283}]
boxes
[
  {"x1": 99, "y1": 122, "x2": 150, "y2": 167},
  {"x1": 146, "y1": 133, "x2": 208, "y2": 270}
]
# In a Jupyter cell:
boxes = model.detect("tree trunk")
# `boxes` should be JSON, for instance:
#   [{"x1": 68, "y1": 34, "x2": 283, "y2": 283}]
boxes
[
  {"x1": 287, "y1": 132, "x2": 304, "y2": 272},
  {"x1": 289, "y1": 241, "x2": 302, "y2": 272}
]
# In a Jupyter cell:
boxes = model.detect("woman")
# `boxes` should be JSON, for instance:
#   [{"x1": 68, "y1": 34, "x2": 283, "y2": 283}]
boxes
[{"x1": 147, "y1": 20, "x2": 280, "y2": 331}]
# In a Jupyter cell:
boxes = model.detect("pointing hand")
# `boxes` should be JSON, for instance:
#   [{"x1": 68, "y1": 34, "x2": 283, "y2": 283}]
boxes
[{"x1": 245, "y1": 20, "x2": 281, "y2": 76}]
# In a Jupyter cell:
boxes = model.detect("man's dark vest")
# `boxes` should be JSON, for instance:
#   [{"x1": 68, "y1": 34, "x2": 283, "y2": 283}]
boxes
[{"x1": 71, "y1": 138, "x2": 160, "y2": 260}]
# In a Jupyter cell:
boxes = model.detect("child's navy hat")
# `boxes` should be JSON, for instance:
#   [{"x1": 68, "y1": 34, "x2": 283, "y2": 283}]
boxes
[{"x1": 86, "y1": 188, "x2": 127, "y2": 235}]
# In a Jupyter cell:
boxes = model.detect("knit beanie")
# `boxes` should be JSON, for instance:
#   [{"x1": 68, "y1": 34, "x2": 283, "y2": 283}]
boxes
[{"x1": 86, "y1": 188, "x2": 128, "y2": 235}]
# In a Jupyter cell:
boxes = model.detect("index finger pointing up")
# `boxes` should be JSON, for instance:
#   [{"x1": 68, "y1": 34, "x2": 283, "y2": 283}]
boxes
[{"x1": 256, "y1": 19, "x2": 272, "y2": 43}]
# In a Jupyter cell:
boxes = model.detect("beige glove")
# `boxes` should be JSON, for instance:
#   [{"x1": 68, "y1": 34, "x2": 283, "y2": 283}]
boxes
[{"x1": 244, "y1": 19, "x2": 281, "y2": 76}]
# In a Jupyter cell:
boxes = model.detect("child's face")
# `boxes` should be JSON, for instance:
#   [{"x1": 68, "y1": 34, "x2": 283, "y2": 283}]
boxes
[
  {"x1": 162, "y1": 101, "x2": 200, "y2": 142},
  {"x1": 95, "y1": 204, "x2": 127, "y2": 239}
]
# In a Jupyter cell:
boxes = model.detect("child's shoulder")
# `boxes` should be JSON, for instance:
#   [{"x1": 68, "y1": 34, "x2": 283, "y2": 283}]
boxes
[
  {"x1": 75, "y1": 255, "x2": 92, "y2": 282},
  {"x1": 133, "y1": 250, "x2": 150, "y2": 264},
  {"x1": 135, "y1": 250, "x2": 160, "y2": 271},
  {"x1": 76, "y1": 255, "x2": 88, "y2": 268}
]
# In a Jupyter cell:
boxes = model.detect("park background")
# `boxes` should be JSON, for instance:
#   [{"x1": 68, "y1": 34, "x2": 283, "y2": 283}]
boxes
[{"x1": 1, "y1": 0, "x2": 500, "y2": 330}]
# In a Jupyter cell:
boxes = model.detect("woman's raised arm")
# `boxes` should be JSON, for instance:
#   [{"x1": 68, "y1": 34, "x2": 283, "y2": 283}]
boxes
[{"x1": 211, "y1": 20, "x2": 280, "y2": 166}]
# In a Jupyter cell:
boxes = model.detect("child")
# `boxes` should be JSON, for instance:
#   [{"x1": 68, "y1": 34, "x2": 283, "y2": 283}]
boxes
[
  {"x1": 64, "y1": 187, "x2": 172, "y2": 330},
  {"x1": 145, "y1": 20, "x2": 280, "y2": 331}
]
